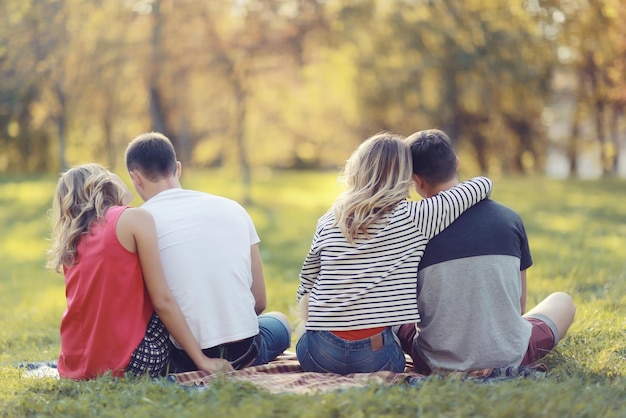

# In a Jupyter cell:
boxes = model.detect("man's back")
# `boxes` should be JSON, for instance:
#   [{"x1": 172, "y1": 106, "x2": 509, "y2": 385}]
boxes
[
  {"x1": 416, "y1": 199, "x2": 533, "y2": 371},
  {"x1": 142, "y1": 188, "x2": 260, "y2": 349}
]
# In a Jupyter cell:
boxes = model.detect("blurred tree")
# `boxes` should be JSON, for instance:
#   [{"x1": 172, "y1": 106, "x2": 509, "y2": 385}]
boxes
[
  {"x1": 330, "y1": 0, "x2": 555, "y2": 174},
  {"x1": 63, "y1": 0, "x2": 143, "y2": 169},
  {"x1": 0, "y1": 0, "x2": 60, "y2": 172},
  {"x1": 191, "y1": 0, "x2": 328, "y2": 202},
  {"x1": 1, "y1": 0, "x2": 624, "y2": 180},
  {"x1": 547, "y1": 0, "x2": 626, "y2": 176},
  {"x1": 0, "y1": 0, "x2": 118, "y2": 172},
  {"x1": 33, "y1": 0, "x2": 91, "y2": 172},
  {"x1": 148, "y1": 0, "x2": 174, "y2": 143}
]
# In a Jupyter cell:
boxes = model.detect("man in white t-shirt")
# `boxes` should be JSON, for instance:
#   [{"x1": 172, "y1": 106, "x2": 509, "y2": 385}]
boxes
[{"x1": 125, "y1": 132, "x2": 291, "y2": 372}]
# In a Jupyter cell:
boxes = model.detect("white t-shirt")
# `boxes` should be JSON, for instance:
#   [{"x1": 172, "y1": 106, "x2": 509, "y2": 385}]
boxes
[{"x1": 142, "y1": 188, "x2": 260, "y2": 349}]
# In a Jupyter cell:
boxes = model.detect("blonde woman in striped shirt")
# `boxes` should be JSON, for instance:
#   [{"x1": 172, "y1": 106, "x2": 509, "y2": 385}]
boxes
[{"x1": 295, "y1": 132, "x2": 492, "y2": 374}]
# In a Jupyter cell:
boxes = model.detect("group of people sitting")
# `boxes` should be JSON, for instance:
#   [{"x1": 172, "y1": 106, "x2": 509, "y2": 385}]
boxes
[{"x1": 47, "y1": 130, "x2": 575, "y2": 380}]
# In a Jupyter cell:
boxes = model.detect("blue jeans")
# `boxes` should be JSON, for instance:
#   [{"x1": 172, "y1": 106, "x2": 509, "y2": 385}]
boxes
[
  {"x1": 296, "y1": 328, "x2": 406, "y2": 374},
  {"x1": 252, "y1": 312, "x2": 292, "y2": 366},
  {"x1": 169, "y1": 312, "x2": 291, "y2": 372}
]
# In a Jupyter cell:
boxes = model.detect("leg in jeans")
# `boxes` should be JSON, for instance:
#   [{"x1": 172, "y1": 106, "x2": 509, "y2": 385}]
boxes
[
  {"x1": 170, "y1": 336, "x2": 257, "y2": 372},
  {"x1": 252, "y1": 311, "x2": 292, "y2": 366},
  {"x1": 171, "y1": 312, "x2": 290, "y2": 371},
  {"x1": 296, "y1": 328, "x2": 406, "y2": 375}
]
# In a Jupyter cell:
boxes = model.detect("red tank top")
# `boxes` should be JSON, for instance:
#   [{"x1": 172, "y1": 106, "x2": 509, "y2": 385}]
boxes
[{"x1": 58, "y1": 206, "x2": 154, "y2": 379}]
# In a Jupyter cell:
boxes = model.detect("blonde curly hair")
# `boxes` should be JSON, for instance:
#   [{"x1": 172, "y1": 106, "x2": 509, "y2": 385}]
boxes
[
  {"x1": 333, "y1": 133, "x2": 413, "y2": 244},
  {"x1": 47, "y1": 164, "x2": 128, "y2": 273}
]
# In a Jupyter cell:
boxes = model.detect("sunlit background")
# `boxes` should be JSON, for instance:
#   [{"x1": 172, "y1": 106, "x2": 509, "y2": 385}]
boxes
[
  {"x1": 1, "y1": 4, "x2": 625, "y2": 412},
  {"x1": 1, "y1": 0, "x2": 625, "y2": 197}
]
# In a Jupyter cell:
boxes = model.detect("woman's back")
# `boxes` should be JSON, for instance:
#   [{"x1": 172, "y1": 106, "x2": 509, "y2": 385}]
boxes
[{"x1": 59, "y1": 206, "x2": 153, "y2": 379}]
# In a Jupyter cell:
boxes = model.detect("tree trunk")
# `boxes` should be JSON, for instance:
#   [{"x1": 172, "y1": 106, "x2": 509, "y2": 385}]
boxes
[
  {"x1": 594, "y1": 99, "x2": 610, "y2": 177},
  {"x1": 149, "y1": 86, "x2": 171, "y2": 138},
  {"x1": 148, "y1": 0, "x2": 173, "y2": 142},
  {"x1": 234, "y1": 80, "x2": 252, "y2": 205},
  {"x1": 568, "y1": 99, "x2": 581, "y2": 177},
  {"x1": 54, "y1": 82, "x2": 68, "y2": 171},
  {"x1": 56, "y1": 116, "x2": 68, "y2": 172},
  {"x1": 470, "y1": 132, "x2": 489, "y2": 174},
  {"x1": 607, "y1": 105, "x2": 621, "y2": 176},
  {"x1": 177, "y1": 117, "x2": 193, "y2": 167},
  {"x1": 103, "y1": 112, "x2": 115, "y2": 169},
  {"x1": 441, "y1": 65, "x2": 461, "y2": 144}
]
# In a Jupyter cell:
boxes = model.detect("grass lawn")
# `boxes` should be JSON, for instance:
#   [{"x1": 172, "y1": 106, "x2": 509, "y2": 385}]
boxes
[{"x1": 0, "y1": 170, "x2": 624, "y2": 417}]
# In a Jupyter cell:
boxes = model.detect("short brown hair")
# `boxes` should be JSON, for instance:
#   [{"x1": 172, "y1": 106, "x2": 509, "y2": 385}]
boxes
[
  {"x1": 125, "y1": 132, "x2": 177, "y2": 181},
  {"x1": 405, "y1": 129, "x2": 457, "y2": 184}
]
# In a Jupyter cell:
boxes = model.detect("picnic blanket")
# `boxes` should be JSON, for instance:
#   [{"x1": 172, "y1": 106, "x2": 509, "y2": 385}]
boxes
[
  {"x1": 169, "y1": 352, "x2": 422, "y2": 394},
  {"x1": 167, "y1": 352, "x2": 547, "y2": 394},
  {"x1": 19, "y1": 353, "x2": 547, "y2": 394}
]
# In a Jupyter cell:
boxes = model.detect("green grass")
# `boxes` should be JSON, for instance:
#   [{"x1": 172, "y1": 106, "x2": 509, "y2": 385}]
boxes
[{"x1": 0, "y1": 170, "x2": 625, "y2": 417}]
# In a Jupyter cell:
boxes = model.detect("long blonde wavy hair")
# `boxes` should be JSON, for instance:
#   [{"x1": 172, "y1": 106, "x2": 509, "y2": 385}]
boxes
[
  {"x1": 47, "y1": 164, "x2": 128, "y2": 273},
  {"x1": 333, "y1": 133, "x2": 413, "y2": 244}
]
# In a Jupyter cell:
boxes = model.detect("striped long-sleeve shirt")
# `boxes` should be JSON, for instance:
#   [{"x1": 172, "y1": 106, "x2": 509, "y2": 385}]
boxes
[{"x1": 296, "y1": 176, "x2": 492, "y2": 331}]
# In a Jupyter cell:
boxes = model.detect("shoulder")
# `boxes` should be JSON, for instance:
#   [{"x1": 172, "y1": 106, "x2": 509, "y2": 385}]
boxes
[
  {"x1": 118, "y1": 207, "x2": 155, "y2": 227},
  {"x1": 310, "y1": 211, "x2": 337, "y2": 237},
  {"x1": 316, "y1": 211, "x2": 336, "y2": 228},
  {"x1": 190, "y1": 190, "x2": 248, "y2": 211},
  {"x1": 458, "y1": 200, "x2": 526, "y2": 230},
  {"x1": 480, "y1": 199, "x2": 523, "y2": 218},
  {"x1": 318, "y1": 210, "x2": 334, "y2": 223},
  {"x1": 219, "y1": 195, "x2": 248, "y2": 211}
]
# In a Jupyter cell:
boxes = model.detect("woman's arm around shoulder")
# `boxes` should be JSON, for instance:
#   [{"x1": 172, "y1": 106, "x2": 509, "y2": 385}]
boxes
[
  {"x1": 413, "y1": 176, "x2": 493, "y2": 239},
  {"x1": 119, "y1": 207, "x2": 234, "y2": 373}
]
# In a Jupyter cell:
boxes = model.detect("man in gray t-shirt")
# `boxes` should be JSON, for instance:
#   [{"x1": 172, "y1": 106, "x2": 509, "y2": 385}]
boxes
[{"x1": 396, "y1": 129, "x2": 576, "y2": 373}]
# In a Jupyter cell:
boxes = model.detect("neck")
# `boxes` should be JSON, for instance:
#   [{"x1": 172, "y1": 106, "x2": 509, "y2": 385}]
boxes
[
  {"x1": 426, "y1": 177, "x2": 459, "y2": 197},
  {"x1": 143, "y1": 176, "x2": 182, "y2": 201}
]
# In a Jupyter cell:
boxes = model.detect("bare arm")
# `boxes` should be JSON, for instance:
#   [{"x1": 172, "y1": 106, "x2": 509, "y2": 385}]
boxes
[
  {"x1": 250, "y1": 244, "x2": 267, "y2": 315},
  {"x1": 120, "y1": 208, "x2": 233, "y2": 373},
  {"x1": 520, "y1": 269, "x2": 527, "y2": 315}
]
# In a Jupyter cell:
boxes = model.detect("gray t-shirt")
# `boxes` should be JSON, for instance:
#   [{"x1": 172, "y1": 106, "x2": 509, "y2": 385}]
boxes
[{"x1": 415, "y1": 199, "x2": 533, "y2": 371}]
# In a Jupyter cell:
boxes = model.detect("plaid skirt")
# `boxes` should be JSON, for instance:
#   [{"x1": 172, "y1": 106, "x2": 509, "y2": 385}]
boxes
[{"x1": 126, "y1": 312, "x2": 171, "y2": 378}]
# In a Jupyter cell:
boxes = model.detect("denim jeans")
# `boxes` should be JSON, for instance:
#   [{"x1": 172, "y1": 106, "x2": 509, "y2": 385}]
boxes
[
  {"x1": 296, "y1": 328, "x2": 406, "y2": 374},
  {"x1": 252, "y1": 312, "x2": 292, "y2": 366},
  {"x1": 169, "y1": 312, "x2": 291, "y2": 372}
]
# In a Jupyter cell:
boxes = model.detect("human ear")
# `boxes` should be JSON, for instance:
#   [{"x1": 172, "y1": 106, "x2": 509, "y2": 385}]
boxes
[
  {"x1": 129, "y1": 170, "x2": 143, "y2": 190},
  {"x1": 412, "y1": 174, "x2": 428, "y2": 198}
]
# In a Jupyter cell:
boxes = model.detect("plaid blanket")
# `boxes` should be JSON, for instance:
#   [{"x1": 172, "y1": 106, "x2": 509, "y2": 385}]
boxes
[
  {"x1": 19, "y1": 353, "x2": 546, "y2": 393},
  {"x1": 168, "y1": 352, "x2": 547, "y2": 394},
  {"x1": 169, "y1": 353, "x2": 422, "y2": 394}
]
